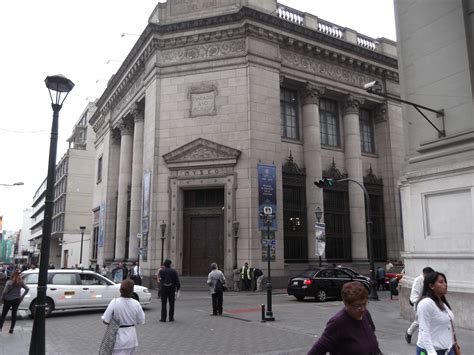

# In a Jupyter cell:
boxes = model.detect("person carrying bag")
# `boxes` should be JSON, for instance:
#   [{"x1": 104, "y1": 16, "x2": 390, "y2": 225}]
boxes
[{"x1": 100, "y1": 279, "x2": 145, "y2": 355}]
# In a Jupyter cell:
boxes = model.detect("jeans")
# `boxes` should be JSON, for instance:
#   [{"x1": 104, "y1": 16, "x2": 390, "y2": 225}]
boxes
[
  {"x1": 160, "y1": 287, "x2": 176, "y2": 321},
  {"x1": 0, "y1": 298, "x2": 21, "y2": 330},
  {"x1": 416, "y1": 345, "x2": 454, "y2": 355},
  {"x1": 211, "y1": 292, "x2": 223, "y2": 315}
]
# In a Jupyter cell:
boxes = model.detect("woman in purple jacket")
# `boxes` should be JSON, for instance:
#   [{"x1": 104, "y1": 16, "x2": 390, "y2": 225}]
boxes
[{"x1": 308, "y1": 281, "x2": 382, "y2": 355}]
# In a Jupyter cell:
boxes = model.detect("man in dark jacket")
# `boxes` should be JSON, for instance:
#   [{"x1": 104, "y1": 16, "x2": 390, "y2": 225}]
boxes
[{"x1": 158, "y1": 259, "x2": 180, "y2": 322}]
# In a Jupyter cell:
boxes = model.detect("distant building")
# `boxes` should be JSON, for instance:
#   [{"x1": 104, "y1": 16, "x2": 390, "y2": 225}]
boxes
[
  {"x1": 395, "y1": 0, "x2": 474, "y2": 329},
  {"x1": 90, "y1": 0, "x2": 403, "y2": 283},
  {"x1": 30, "y1": 103, "x2": 97, "y2": 269}
]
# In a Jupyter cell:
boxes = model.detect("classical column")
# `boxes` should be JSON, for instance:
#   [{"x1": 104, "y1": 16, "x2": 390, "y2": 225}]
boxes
[
  {"x1": 115, "y1": 117, "x2": 134, "y2": 261},
  {"x1": 302, "y1": 83, "x2": 325, "y2": 260},
  {"x1": 342, "y1": 95, "x2": 367, "y2": 261},
  {"x1": 128, "y1": 103, "x2": 144, "y2": 260}
]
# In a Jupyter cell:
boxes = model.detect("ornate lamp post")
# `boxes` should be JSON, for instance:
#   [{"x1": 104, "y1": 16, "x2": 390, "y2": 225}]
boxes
[
  {"x1": 232, "y1": 221, "x2": 240, "y2": 269},
  {"x1": 30, "y1": 74, "x2": 74, "y2": 355},
  {"x1": 160, "y1": 221, "x2": 167, "y2": 265},
  {"x1": 260, "y1": 210, "x2": 275, "y2": 321},
  {"x1": 79, "y1": 226, "x2": 86, "y2": 266}
]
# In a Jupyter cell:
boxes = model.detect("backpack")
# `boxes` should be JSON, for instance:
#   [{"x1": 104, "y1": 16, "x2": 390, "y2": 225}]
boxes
[{"x1": 161, "y1": 270, "x2": 174, "y2": 288}]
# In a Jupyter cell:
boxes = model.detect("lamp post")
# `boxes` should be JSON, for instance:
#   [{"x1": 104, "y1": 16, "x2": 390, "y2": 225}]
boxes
[
  {"x1": 315, "y1": 207, "x2": 323, "y2": 267},
  {"x1": 232, "y1": 221, "x2": 240, "y2": 269},
  {"x1": 0, "y1": 182, "x2": 24, "y2": 186},
  {"x1": 260, "y1": 210, "x2": 275, "y2": 321},
  {"x1": 160, "y1": 221, "x2": 167, "y2": 265},
  {"x1": 335, "y1": 178, "x2": 379, "y2": 301},
  {"x1": 79, "y1": 226, "x2": 86, "y2": 266},
  {"x1": 30, "y1": 74, "x2": 74, "y2": 355}
]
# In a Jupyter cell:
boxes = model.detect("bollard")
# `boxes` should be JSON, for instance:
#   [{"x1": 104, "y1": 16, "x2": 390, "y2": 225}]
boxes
[{"x1": 261, "y1": 304, "x2": 266, "y2": 322}]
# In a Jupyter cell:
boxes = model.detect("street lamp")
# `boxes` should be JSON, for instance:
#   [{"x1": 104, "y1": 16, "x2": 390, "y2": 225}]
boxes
[
  {"x1": 260, "y1": 210, "x2": 275, "y2": 321},
  {"x1": 0, "y1": 181, "x2": 24, "y2": 186},
  {"x1": 79, "y1": 226, "x2": 86, "y2": 266},
  {"x1": 232, "y1": 221, "x2": 240, "y2": 269},
  {"x1": 30, "y1": 74, "x2": 74, "y2": 355},
  {"x1": 160, "y1": 221, "x2": 167, "y2": 265},
  {"x1": 334, "y1": 178, "x2": 379, "y2": 301}
]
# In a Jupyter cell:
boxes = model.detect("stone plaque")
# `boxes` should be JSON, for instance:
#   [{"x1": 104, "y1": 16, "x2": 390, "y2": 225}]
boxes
[
  {"x1": 170, "y1": 0, "x2": 236, "y2": 16},
  {"x1": 190, "y1": 85, "x2": 217, "y2": 117}
]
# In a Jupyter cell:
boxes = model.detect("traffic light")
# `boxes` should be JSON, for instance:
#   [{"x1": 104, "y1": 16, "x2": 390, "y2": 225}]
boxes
[{"x1": 314, "y1": 178, "x2": 335, "y2": 188}]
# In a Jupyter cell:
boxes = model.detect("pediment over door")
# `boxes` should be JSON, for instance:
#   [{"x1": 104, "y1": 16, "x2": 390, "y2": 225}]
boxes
[{"x1": 163, "y1": 138, "x2": 241, "y2": 169}]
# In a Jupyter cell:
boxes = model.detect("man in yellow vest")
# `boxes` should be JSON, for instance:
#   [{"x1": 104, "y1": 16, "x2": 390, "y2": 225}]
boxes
[{"x1": 240, "y1": 262, "x2": 251, "y2": 291}]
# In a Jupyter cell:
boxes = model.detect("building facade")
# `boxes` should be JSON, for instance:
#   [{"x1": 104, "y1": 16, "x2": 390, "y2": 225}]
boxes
[
  {"x1": 395, "y1": 0, "x2": 474, "y2": 329},
  {"x1": 90, "y1": 0, "x2": 403, "y2": 283}
]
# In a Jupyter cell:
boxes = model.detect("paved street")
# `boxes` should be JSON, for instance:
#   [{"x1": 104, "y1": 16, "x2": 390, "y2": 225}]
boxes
[{"x1": 1, "y1": 289, "x2": 473, "y2": 355}]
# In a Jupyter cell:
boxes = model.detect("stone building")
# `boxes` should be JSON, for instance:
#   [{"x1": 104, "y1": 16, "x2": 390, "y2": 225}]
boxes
[
  {"x1": 90, "y1": 0, "x2": 403, "y2": 283},
  {"x1": 395, "y1": 0, "x2": 473, "y2": 329}
]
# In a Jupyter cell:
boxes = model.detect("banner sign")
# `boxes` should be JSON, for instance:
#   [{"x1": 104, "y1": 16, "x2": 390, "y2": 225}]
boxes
[
  {"x1": 258, "y1": 164, "x2": 277, "y2": 230},
  {"x1": 315, "y1": 223, "x2": 326, "y2": 257},
  {"x1": 142, "y1": 170, "x2": 151, "y2": 234},
  {"x1": 98, "y1": 202, "x2": 105, "y2": 247}
]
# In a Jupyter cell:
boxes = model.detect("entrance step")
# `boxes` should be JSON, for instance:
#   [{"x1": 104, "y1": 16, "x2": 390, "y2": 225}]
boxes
[{"x1": 179, "y1": 276, "x2": 209, "y2": 291}]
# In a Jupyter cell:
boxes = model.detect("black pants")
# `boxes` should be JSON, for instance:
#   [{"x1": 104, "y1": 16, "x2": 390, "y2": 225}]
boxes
[
  {"x1": 132, "y1": 276, "x2": 142, "y2": 286},
  {"x1": 211, "y1": 292, "x2": 223, "y2": 315},
  {"x1": 0, "y1": 298, "x2": 21, "y2": 330},
  {"x1": 160, "y1": 288, "x2": 176, "y2": 321}
]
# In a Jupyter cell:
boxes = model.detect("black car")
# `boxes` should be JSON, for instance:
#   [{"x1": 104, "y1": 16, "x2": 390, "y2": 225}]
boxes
[{"x1": 287, "y1": 267, "x2": 371, "y2": 302}]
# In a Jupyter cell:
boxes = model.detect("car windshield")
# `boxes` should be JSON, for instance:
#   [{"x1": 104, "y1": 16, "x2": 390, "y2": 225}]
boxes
[
  {"x1": 23, "y1": 273, "x2": 39, "y2": 284},
  {"x1": 339, "y1": 267, "x2": 358, "y2": 276}
]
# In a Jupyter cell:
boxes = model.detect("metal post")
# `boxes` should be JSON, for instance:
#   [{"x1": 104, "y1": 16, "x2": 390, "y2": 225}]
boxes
[
  {"x1": 319, "y1": 255, "x2": 322, "y2": 267},
  {"x1": 79, "y1": 227, "x2": 85, "y2": 265},
  {"x1": 336, "y1": 178, "x2": 379, "y2": 301},
  {"x1": 29, "y1": 104, "x2": 61, "y2": 355},
  {"x1": 160, "y1": 237, "x2": 165, "y2": 266},
  {"x1": 265, "y1": 215, "x2": 275, "y2": 321},
  {"x1": 137, "y1": 237, "x2": 140, "y2": 278}
]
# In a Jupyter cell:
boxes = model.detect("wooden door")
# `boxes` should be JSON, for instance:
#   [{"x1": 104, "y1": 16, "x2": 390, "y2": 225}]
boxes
[{"x1": 183, "y1": 214, "x2": 223, "y2": 276}]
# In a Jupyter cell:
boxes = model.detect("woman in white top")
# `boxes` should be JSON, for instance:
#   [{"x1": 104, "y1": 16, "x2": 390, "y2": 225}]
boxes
[
  {"x1": 416, "y1": 271, "x2": 456, "y2": 355},
  {"x1": 101, "y1": 279, "x2": 145, "y2": 355}
]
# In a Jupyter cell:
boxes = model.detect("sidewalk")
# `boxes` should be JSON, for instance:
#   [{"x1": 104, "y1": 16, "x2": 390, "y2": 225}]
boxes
[{"x1": 1, "y1": 289, "x2": 473, "y2": 354}]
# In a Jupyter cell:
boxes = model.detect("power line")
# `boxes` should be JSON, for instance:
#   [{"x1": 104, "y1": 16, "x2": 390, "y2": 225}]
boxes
[{"x1": 0, "y1": 127, "x2": 47, "y2": 134}]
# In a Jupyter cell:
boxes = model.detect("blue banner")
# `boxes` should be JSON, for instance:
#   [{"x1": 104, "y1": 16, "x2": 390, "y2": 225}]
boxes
[{"x1": 258, "y1": 164, "x2": 277, "y2": 230}]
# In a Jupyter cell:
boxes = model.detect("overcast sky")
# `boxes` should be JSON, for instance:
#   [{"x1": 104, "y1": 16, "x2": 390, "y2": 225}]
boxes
[{"x1": 0, "y1": 0, "x2": 396, "y2": 232}]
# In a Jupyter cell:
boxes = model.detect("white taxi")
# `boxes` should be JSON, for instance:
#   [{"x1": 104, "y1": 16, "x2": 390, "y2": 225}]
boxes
[{"x1": 19, "y1": 269, "x2": 151, "y2": 317}]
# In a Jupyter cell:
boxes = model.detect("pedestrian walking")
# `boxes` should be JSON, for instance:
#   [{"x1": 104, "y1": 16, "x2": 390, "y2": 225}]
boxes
[
  {"x1": 376, "y1": 266, "x2": 386, "y2": 291},
  {"x1": 416, "y1": 271, "x2": 460, "y2": 355},
  {"x1": 130, "y1": 262, "x2": 143, "y2": 286},
  {"x1": 101, "y1": 279, "x2": 145, "y2": 354},
  {"x1": 101, "y1": 264, "x2": 109, "y2": 278},
  {"x1": 385, "y1": 260, "x2": 394, "y2": 273},
  {"x1": 207, "y1": 262, "x2": 226, "y2": 315},
  {"x1": 307, "y1": 281, "x2": 382, "y2": 355},
  {"x1": 405, "y1": 266, "x2": 434, "y2": 344},
  {"x1": 240, "y1": 262, "x2": 251, "y2": 291},
  {"x1": 158, "y1": 259, "x2": 180, "y2": 322},
  {"x1": 112, "y1": 263, "x2": 125, "y2": 283},
  {"x1": 0, "y1": 267, "x2": 6, "y2": 304},
  {"x1": 154, "y1": 264, "x2": 165, "y2": 298},
  {"x1": 232, "y1": 268, "x2": 240, "y2": 291},
  {"x1": 253, "y1": 267, "x2": 264, "y2": 292},
  {"x1": 0, "y1": 270, "x2": 29, "y2": 333}
]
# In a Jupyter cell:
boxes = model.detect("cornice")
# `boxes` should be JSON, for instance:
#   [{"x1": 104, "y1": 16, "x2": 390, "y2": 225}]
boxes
[{"x1": 90, "y1": 6, "x2": 399, "y2": 131}]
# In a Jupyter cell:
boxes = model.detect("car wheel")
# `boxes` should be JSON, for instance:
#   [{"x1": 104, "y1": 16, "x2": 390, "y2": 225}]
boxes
[
  {"x1": 29, "y1": 298, "x2": 54, "y2": 318},
  {"x1": 316, "y1": 289, "x2": 327, "y2": 302},
  {"x1": 294, "y1": 295, "x2": 305, "y2": 301}
]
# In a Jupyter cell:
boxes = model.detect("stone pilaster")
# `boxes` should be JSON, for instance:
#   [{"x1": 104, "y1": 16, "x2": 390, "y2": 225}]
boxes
[
  {"x1": 115, "y1": 116, "x2": 134, "y2": 261},
  {"x1": 128, "y1": 103, "x2": 145, "y2": 260},
  {"x1": 302, "y1": 83, "x2": 325, "y2": 260},
  {"x1": 342, "y1": 95, "x2": 367, "y2": 261}
]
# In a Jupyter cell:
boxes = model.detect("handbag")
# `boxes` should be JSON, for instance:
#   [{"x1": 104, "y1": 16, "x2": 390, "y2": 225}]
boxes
[
  {"x1": 215, "y1": 278, "x2": 227, "y2": 292},
  {"x1": 99, "y1": 300, "x2": 120, "y2": 355},
  {"x1": 449, "y1": 315, "x2": 461, "y2": 355}
]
